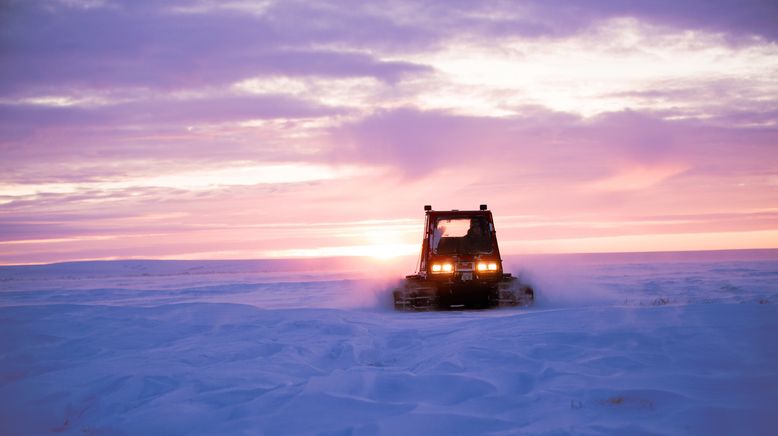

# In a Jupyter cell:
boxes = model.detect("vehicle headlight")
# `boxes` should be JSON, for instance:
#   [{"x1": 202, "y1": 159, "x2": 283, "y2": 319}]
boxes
[
  {"x1": 431, "y1": 263, "x2": 453, "y2": 273},
  {"x1": 477, "y1": 262, "x2": 499, "y2": 271}
]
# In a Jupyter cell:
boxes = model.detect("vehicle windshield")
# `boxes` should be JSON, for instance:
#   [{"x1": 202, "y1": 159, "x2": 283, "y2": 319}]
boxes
[{"x1": 431, "y1": 217, "x2": 493, "y2": 254}]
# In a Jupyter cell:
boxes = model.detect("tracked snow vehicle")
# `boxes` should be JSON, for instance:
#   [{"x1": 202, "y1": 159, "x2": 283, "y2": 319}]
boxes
[{"x1": 393, "y1": 204, "x2": 534, "y2": 310}]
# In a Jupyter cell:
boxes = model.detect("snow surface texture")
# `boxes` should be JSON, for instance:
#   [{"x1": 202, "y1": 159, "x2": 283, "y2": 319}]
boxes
[{"x1": 1, "y1": 251, "x2": 777, "y2": 435}]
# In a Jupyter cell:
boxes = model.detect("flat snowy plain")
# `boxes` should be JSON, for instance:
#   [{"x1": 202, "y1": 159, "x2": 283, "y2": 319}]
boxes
[{"x1": 1, "y1": 250, "x2": 777, "y2": 435}]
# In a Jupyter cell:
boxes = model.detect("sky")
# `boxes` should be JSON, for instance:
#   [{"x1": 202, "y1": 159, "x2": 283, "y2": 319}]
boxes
[{"x1": 1, "y1": 0, "x2": 777, "y2": 265}]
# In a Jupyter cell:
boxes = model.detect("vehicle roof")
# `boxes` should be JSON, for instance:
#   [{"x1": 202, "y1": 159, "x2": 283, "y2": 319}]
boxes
[{"x1": 426, "y1": 210, "x2": 493, "y2": 219}]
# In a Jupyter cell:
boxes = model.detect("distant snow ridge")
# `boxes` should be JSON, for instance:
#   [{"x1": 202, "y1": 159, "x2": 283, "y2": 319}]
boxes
[{"x1": 1, "y1": 251, "x2": 777, "y2": 435}]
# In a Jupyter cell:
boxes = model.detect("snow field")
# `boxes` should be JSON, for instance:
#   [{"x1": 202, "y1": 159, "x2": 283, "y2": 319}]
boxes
[{"x1": 1, "y1": 251, "x2": 777, "y2": 435}]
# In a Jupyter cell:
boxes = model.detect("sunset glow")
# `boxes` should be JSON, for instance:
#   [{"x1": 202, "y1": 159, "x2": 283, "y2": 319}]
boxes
[{"x1": 1, "y1": 0, "x2": 777, "y2": 265}]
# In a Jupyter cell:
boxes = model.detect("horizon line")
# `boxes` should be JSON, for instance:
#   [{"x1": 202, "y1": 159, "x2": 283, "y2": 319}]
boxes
[{"x1": 2, "y1": 247, "x2": 777, "y2": 268}]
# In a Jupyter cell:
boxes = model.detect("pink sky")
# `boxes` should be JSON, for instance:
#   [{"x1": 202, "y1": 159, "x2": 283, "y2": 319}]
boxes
[{"x1": 1, "y1": 0, "x2": 777, "y2": 265}]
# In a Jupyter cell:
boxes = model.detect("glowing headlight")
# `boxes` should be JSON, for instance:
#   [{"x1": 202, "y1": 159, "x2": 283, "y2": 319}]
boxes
[
  {"x1": 477, "y1": 262, "x2": 499, "y2": 271},
  {"x1": 431, "y1": 263, "x2": 453, "y2": 273}
]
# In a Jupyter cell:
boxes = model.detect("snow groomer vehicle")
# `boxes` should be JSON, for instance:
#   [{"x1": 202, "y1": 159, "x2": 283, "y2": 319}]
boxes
[{"x1": 393, "y1": 204, "x2": 534, "y2": 310}]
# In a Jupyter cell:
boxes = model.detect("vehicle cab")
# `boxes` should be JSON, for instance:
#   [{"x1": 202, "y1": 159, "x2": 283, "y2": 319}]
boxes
[{"x1": 418, "y1": 204, "x2": 505, "y2": 285}]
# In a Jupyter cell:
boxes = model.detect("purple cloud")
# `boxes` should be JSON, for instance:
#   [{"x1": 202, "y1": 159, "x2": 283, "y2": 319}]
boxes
[
  {"x1": 0, "y1": 0, "x2": 433, "y2": 97},
  {"x1": 418, "y1": 0, "x2": 778, "y2": 41},
  {"x1": 0, "y1": 95, "x2": 340, "y2": 128},
  {"x1": 331, "y1": 107, "x2": 777, "y2": 180},
  {"x1": 4, "y1": 0, "x2": 775, "y2": 99}
]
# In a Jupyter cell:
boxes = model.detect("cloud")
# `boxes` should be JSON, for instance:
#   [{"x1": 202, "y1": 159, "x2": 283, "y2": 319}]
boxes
[
  {"x1": 330, "y1": 107, "x2": 777, "y2": 196},
  {"x1": 586, "y1": 163, "x2": 689, "y2": 191},
  {"x1": 0, "y1": 93, "x2": 341, "y2": 173},
  {"x1": 330, "y1": 108, "x2": 663, "y2": 176},
  {"x1": 4, "y1": 0, "x2": 775, "y2": 101},
  {"x1": 4, "y1": 1, "x2": 776, "y2": 126},
  {"x1": 0, "y1": 1, "x2": 432, "y2": 98},
  {"x1": 0, "y1": 94, "x2": 340, "y2": 128},
  {"x1": 330, "y1": 108, "x2": 514, "y2": 177},
  {"x1": 422, "y1": 0, "x2": 778, "y2": 42}
]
